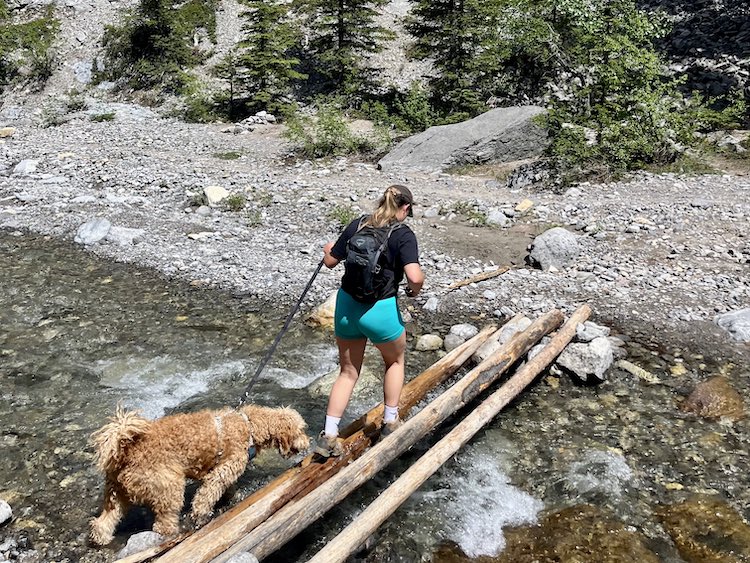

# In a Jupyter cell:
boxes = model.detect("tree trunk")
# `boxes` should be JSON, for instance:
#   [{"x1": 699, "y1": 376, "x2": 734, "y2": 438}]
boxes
[
  {"x1": 211, "y1": 309, "x2": 564, "y2": 562},
  {"x1": 124, "y1": 325, "x2": 497, "y2": 563},
  {"x1": 308, "y1": 305, "x2": 591, "y2": 563}
]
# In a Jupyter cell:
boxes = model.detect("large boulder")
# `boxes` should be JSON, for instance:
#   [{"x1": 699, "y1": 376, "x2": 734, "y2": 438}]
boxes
[
  {"x1": 529, "y1": 227, "x2": 580, "y2": 271},
  {"x1": 715, "y1": 308, "x2": 750, "y2": 342},
  {"x1": 556, "y1": 337, "x2": 613, "y2": 383},
  {"x1": 377, "y1": 106, "x2": 547, "y2": 172}
]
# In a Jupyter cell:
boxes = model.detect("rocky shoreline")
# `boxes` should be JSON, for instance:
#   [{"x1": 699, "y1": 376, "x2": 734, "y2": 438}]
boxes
[{"x1": 1, "y1": 110, "x2": 749, "y2": 358}]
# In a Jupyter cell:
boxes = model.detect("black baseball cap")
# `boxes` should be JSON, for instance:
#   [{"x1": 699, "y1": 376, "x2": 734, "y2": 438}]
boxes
[{"x1": 391, "y1": 185, "x2": 414, "y2": 216}]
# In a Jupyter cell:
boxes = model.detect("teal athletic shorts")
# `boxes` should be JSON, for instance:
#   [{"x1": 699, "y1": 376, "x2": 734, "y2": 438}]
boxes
[{"x1": 334, "y1": 289, "x2": 405, "y2": 344}]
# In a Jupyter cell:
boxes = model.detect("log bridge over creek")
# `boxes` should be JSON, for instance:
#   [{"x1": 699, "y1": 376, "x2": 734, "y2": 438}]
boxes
[{"x1": 117, "y1": 304, "x2": 591, "y2": 563}]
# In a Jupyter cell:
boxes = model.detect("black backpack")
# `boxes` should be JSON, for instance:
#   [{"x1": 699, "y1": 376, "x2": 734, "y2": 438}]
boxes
[{"x1": 342, "y1": 217, "x2": 402, "y2": 304}]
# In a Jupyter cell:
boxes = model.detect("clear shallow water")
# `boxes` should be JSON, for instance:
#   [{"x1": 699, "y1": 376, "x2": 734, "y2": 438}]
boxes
[{"x1": 2, "y1": 230, "x2": 749, "y2": 563}]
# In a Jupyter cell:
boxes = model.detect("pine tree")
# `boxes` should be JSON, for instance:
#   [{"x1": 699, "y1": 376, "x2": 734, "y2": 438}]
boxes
[
  {"x1": 100, "y1": 0, "x2": 216, "y2": 92},
  {"x1": 234, "y1": 0, "x2": 305, "y2": 113},
  {"x1": 406, "y1": 0, "x2": 503, "y2": 117},
  {"x1": 299, "y1": 0, "x2": 394, "y2": 95}
]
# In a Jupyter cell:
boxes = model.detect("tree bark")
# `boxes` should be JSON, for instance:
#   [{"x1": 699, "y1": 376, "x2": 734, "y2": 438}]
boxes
[
  {"x1": 308, "y1": 305, "x2": 591, "y2": 563},
  {"x1": 126, "y1": 325, "x2": 497, "y2": 563},
  {"x1": 211, "y1": 309, "x2": 564, "y2": 562}
]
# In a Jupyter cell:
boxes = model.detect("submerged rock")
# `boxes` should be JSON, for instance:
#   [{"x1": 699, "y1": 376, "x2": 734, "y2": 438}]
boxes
[
  {"x1": 432, "y1": 504, "x2": 659, "y2": 562},
  {"x1": 656, "y1": 495, "x2": 750, "y2": 563},
  {"x1": 680, "y1": 376, "x2": 745, "y2": 421},
  {"x1": 116, "y1": 531, "x2": 164, "y2": 559}
]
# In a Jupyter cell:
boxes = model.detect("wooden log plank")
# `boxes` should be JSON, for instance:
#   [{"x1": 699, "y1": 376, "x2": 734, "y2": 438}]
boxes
[
  {"x1": 135, "y1": 325, "x2": 498, "y2": 563},
  {"x1": 308, "y1": 304, "x2": 591, "y2": 563},
  {"x1": 211, "y1": 309, "x2": 564, "y2": 562},
  {"x1": 446, "y1": 266, "x2": 509, "y2": 291}
]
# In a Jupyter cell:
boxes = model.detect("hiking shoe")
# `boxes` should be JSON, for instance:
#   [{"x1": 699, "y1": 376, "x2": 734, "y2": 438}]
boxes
[
  {"x1": 313, "y1": 431, "x2": 343, "y2": 458},
  {"x1": 380, "y1": 418, "x2": 403, "y2": 439}
]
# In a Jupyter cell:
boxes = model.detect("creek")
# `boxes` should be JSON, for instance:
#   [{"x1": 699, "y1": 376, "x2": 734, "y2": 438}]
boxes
[{"x1": 1, "y1": 231, "x2": 748, "y2": 563}]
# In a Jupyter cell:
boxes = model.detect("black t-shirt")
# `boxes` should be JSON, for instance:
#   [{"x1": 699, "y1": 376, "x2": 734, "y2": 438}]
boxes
[{"x1": 331, "y1": 216, "x2": 419, "y2": 288}]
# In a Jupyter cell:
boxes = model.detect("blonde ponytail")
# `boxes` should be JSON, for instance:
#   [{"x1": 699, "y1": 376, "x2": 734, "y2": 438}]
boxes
[{"x1": 366, "y1": 185, "x2": 413, "y2": 228}]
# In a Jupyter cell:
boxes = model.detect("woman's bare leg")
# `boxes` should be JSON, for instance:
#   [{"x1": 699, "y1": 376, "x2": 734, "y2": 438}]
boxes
[
  {"x1": 375, "y1": 330, "x2": 407, "y2": 410},
  {"x1": 326, "y1": 337, "x2": 368, "y2": 418}
]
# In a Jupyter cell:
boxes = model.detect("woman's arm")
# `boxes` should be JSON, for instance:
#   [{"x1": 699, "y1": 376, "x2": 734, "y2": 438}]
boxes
[
  {"x1": 323, "y1": 241, "x2": 340, "y2": 268},
  {"x1": 403, "y1": 263, "x2": 424, "y2": 297}
]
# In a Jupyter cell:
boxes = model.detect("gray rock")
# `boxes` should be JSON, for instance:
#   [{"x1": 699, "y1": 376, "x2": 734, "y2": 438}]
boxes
[
  {"x1": 443, "y1": 333, "x2": 465, "y2": 352},
  {"x1": 575, "y1": 321, "x2": 611, "y2": 342},
  {"x1": 486, "y1": 208, "x2": 508, "y2": 227},
  {"x1": 423, "y1": 296, "x2": 439, "y2": 312},
  {"x1": 226, "y1": 554, "x2": 259, "y2": 563},
  {"x1": 74, "y1": 218, "x2": 111, "y2": 245},
  {"x1": 70, "y1": 195, "x2": 97, "y2": 204},
  {"x1": 449, "y1": 323, "x2": 479, "y2": 340},
  {"x1": 498, "y1": 316, "x2": 532, "y2": 345},
  {"x1": 72, "y1": 60, "x2": 92, "y2": 84},
  {"x1": 473, "y1": 316, "x2": 531, "y2": 363},
  {"x1": 556, "y1": 336, "x2": 613, "y2": 383},
  {"x1": 116, "y1": 532, "x2": 164, "y2": 559},
  {"x1": 529, "y1": 227, "x2": 580, "y2": 271},
  {"x1": 0, "y1": 499, "x2": 11, "y2": 525},
  {"x1": 12, "y1": 159, "x2": 38, "y2": 175},
  {"x1": 715, "y1": 308, "x2": 750, "y2": 342},
  {"x1": 416, "y1": 334, "x2": 443, "y2": 351},
  {"x1": 105, "y1": 226, "x2": 145, "y2": 246},
  {"x1": 377, "y1": 106, "x2": 547, "y2": 172}
]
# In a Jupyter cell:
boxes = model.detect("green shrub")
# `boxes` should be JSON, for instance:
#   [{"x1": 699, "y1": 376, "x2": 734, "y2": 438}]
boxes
[
  {"x1": 283, "y1": 103, "x2": 375, "y2": 157},
  {"x1": 224, "y1": 193, "x2": 246, "y2": 211},
  {"x1": 98, "y1": 0, "x2": 217, "y2": 93},
  {"x1": 90, "y1": 112, "x2": 116, "y2": 122},
  {"x1": 214, "y1": 151, "x2": 242, "y2": 160},
  {"x1": 65, "y1": 90, "x2": 87, "y2": 112},
  {"x1": 243, "y1": 210, "x2": 262, "y2": 227},
  {"x1": 452, "y1": 200, "x2": 487, "y2": 226},
  {"x1": 328, "y1": 204, "x2": 359, "y2": 228},
  {"x1": 0, "y1": 3, "x2": 58, "y2": 92}
]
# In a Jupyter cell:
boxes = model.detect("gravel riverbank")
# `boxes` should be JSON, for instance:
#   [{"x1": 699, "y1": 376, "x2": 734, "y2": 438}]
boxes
[{"x1": 1, "y1": 112, "x2": 749, "y2": 359}]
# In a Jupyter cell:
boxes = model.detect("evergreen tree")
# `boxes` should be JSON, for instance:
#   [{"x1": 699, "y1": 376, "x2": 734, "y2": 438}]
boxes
[
  {"x1": 100, "y1": 0, "x2": 216, "y2": 92},
  {"x1": 234, "y1": 0, "x2": 305, "y2": 113},
  {"x1": 1, "y1": 0, "x2": 58, "y2": 92},
  {"x1": 406, "y1": 0, "x2": 503, "y2": 118},
  {"x1": 299, "y1": 0, "x2": 394, "y2": 95}
]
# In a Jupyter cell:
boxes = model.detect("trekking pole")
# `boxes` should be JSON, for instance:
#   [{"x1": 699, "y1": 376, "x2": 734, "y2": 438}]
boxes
[{"x1": 240, "y1": 259, "x2": 325, "y2": 404}]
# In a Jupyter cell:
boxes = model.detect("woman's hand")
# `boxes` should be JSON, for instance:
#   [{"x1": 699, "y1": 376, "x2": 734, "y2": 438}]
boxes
[{"x1": 322, "y1": 242, "x2": 339, "y2": 268}]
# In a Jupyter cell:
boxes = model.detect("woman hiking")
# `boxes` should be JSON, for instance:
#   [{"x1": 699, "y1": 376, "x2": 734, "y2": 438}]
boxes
[{"x1": 314, "y1": 184, "x2": 424, "y2": 457}]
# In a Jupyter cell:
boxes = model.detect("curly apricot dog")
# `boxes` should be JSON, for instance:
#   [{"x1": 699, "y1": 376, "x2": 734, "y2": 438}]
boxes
[{"x1": 89, "y1": 404, "x2": 310, "y2": 545}]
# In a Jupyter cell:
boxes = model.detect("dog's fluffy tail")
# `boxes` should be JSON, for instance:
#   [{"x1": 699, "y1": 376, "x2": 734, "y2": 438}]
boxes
[{"x1": 91, "y1": 405, "x2": 151, "y2": 473}]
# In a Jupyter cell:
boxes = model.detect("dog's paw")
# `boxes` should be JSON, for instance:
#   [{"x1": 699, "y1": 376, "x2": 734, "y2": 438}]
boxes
[
  {"x1": 89, "y1": 519, "x2": 114, "y2": 546},
  {"x1": 187, "y1": 511, "x2": 213, "y2": 529}
]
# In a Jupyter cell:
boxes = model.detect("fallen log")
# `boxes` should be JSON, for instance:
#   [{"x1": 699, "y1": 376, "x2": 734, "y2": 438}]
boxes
[
  {"x1": 308, "y1": 304, "x2": 591, "y2": 563},
  {"x1": 212, "y1": 309, "x2": 564, "y2": 562},
  {"x1": 446, "y1": 266, "x2": 509, "y2": 291},
  {"x1": 119, "y1": 324, "x2": 497, "y2": 563}
]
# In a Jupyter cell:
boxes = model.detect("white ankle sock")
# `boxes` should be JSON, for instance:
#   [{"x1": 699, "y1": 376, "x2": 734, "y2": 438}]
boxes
[
  {"x1": 383, "y1": 404, "x2": 399, "y2": 423},
  {"x1": 324, "y1": 415, "x2": 341, "y2": 437}
]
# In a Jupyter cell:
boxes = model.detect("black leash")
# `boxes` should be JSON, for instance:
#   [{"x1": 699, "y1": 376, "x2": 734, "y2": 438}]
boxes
[{"x1": 240, "y1": 259, "x2": 325, "y2": 404}]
